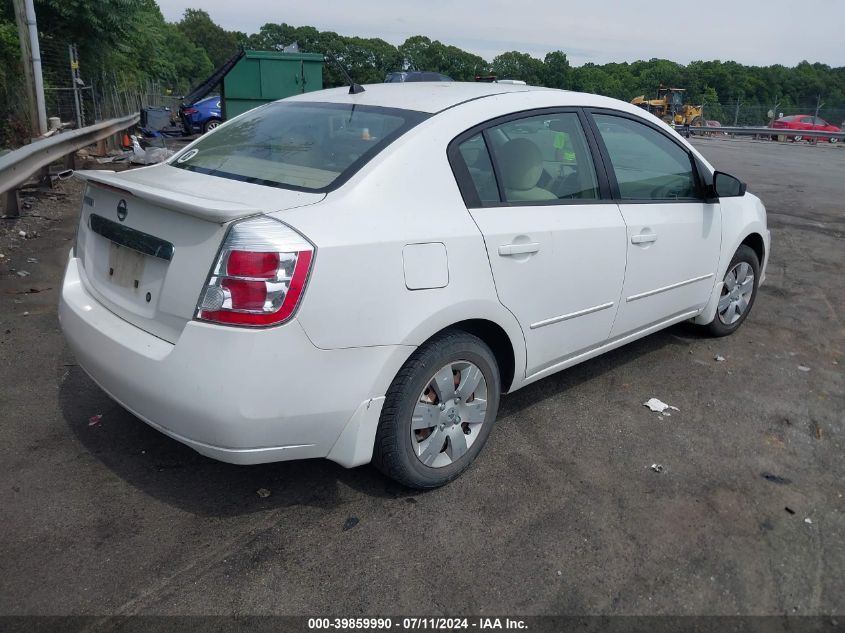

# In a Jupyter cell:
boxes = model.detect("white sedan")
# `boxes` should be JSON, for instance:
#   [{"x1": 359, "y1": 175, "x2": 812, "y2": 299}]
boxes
[{"x1": 60, "y1": 83, "x2": 770, "y2": 488}]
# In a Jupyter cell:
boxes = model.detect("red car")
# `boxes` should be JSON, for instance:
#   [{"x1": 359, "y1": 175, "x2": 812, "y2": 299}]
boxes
[{"x1": 770, "y1": 114, "x2": 841, "y2": 143}]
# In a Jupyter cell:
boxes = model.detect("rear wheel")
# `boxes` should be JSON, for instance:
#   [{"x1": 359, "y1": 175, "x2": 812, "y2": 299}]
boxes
[
  {"x1": 203, "y1": 118, "x2": 222, "y2": 133},
  {"x1": 704, "y1": 245, "x2": 760, "y2": 337},
  {"x1": 372, "y1": 331, "x2": 500, "y2": 488}
]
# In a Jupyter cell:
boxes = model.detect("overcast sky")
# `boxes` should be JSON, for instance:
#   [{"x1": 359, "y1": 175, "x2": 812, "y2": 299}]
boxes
[{"x1": 156, "y1": 0, "x2": 844, "y2": 67}]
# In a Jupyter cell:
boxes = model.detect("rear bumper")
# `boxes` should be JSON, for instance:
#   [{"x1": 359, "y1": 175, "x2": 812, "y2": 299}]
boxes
[{"x1": 59, "y1": 253, "x2": 412, "y2": 466}]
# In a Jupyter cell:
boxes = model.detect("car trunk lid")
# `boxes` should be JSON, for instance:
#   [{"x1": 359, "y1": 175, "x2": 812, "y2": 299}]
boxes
[{"x1": 73, "y1": 166, "x2": 324, "y2": 343}]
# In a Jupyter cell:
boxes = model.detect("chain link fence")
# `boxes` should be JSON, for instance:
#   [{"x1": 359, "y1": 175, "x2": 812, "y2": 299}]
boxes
[
  {"x1": 699, "y1": 101, "x2": 845, "y2": 128},
  {"x1": 39, "y1": 36, "x2": 165, "y2": 128},
  {"x1": 4, "y1": 38, "x2": 179, "y2": 144}
]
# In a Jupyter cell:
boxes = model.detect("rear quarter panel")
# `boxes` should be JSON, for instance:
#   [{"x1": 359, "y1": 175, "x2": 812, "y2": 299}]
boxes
[{"x1": 275, "y1": 94, "x2": 560, "y2": 387}]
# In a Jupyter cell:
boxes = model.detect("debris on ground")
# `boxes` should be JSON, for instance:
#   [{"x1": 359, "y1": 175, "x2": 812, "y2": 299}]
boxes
[
  {"x1": 26, "y1": 257, "x2": 38, "y2": 264},
  {"x1": 95, "y1": 151, "x2": 132, "y2": 164},
  {"x1": 643, "y1": 398, "x2": 679, "y2": 415},
  {"x1": 715, "y1": 355, "x2": 726, "y2": 362},
  {"x1": 18, "y1": 230, "x2": 26, "y2": 238},
  {"x1": 650, "y1": 464, "x2": 665, "y2": 473},
  {"x1": 256, "y1": 488, "x2": 271, "y2": 498},
  {"x1": 342, "y1": 516, "x2": 360, "y2": 531},
  {"x1": 762, "y1": 473, "x2": 791, "y2": 485},
  {"x1": 130, "y1": 136, "x2": 175, "y2": 165},
  {"x1": 798, "y1": 365, "x2": 811, "y2": 372},
  {"x1": 785, "y1": 507, "x2": 796, "y2": 515},
  {"x1": 87, "y1": 414, "x2": 103, "y2": 426},
  {"x1": 804, "y1": 517, "x2": 813, "y2": 525},
  {"x1": 5, "y1": 287, "x2": 51, "y2": 295},
  {"x1": 15, "y1": 271, "x2": 29, "y2": 277},
  {"x1": 556, "y1": 570, "x2": 562, "y2": 577},
  {"x1": 22, "y1": 311, "x2": 29, "y2": 316}
]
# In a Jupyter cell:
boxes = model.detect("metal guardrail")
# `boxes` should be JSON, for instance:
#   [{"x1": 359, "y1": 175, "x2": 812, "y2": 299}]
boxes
[
  {"x1": 674, "y1": 125, "x2": 845, "y2": 141},
  {"x1": 0, "y1": 113, "x2": 139, "y2": 216}
]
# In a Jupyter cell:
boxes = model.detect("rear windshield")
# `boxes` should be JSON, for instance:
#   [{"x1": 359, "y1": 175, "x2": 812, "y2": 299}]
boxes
[{"x1": 171, "y1": 102, "x2": 429, "y2": 192}]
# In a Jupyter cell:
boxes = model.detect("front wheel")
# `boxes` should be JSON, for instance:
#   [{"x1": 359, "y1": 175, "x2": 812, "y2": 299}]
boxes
[
  {"x1": 372, "y1": 331, "x2": 501, "y2": 488},
  {"x1": 704, "y1": 245, "x2": 760, "y2": 337}
]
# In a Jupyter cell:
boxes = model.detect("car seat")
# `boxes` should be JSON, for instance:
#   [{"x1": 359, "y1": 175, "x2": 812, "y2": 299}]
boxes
[{"x1": 497, "y1": 138, "x2": 556, "y2": 202}]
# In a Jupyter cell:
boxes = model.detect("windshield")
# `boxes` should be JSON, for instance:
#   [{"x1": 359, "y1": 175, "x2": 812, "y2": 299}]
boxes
[{"x1": 171, "y1": 102, "x2": 429, "y2": 192}]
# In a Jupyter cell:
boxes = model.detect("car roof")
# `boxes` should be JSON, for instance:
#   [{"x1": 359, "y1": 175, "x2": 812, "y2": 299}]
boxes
[{"x1": 284, "y1": 82, "x2": 556, "y2": 113}]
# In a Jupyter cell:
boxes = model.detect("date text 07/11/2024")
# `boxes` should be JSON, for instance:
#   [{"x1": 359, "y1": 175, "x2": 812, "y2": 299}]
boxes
[{"x1": 306, "y1": 617, "x2": 528, "y2": 630}]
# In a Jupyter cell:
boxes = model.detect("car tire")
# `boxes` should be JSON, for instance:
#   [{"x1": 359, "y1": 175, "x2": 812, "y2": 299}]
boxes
[
  {"x1": 203, "y1": 118, "x2": 222, "y2": 133},
  {"x1": 704, "y1": 245, "x2": 760, "y2": 337},
  {"x1": 372, "y1": 331, "x2": 501, "y2": 489}
]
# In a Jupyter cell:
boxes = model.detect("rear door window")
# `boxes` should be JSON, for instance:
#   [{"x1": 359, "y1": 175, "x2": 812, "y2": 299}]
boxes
[
  {"x1": 172, "y1": 102, "x2": 428, "y2": 192},
  {"x1": 451, "y1": 111, "x2": 600, "y2": 206},
  {"x1": 486, "y1": 113, "x2": 600, "y2": 203}
]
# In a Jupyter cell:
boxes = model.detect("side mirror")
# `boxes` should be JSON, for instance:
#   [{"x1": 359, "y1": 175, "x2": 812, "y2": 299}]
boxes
[{"x1": 713, "y1": 171, "x2": 747, "y2": 198}]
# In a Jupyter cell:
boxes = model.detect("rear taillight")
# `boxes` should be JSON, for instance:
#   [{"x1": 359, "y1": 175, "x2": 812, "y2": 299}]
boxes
[
  {"x1": 182, "y1": 108, "x2": 199, "y2": 115},
  {"x1": 196, "y1": 216, "x2": 314, "y2": 327}
]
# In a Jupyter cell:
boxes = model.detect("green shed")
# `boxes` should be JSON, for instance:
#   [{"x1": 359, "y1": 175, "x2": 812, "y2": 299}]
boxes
[{"x1": 222, "y1": 50, "x2": 324, "y2": 119}]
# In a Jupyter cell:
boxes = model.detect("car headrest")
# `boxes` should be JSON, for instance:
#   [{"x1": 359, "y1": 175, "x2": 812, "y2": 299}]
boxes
[{"x1": 498, "y1": 138, "x2": 544, "y2": 191}]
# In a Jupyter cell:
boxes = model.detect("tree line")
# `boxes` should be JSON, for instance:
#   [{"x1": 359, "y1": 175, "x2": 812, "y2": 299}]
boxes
[{"x1": 2, "y1": 1, "x2": 844, "y2": 145}]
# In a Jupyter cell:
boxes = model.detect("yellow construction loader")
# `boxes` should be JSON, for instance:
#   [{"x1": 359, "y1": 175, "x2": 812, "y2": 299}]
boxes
[{"x1": 631, "y1": 87, "x2": 704, "y2": 126}]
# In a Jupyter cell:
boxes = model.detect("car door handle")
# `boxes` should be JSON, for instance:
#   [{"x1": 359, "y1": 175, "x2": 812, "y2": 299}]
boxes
[
  {"x1": 631, "y1": 233, "x2": 658, "y2": 244},
  {"x1": 498, "y1": 242, "x2": 540, "y2": 256}
]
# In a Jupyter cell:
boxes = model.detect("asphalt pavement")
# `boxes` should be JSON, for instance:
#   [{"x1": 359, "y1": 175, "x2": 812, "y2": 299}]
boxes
[{"x1": 0, "y1": 137, "x2": 842, "y2": 620}]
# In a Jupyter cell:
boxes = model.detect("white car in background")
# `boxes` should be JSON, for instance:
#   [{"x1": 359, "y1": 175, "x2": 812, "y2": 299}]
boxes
[{"x1": 59, "y1": 83, "x2": 770, "y2": 488}]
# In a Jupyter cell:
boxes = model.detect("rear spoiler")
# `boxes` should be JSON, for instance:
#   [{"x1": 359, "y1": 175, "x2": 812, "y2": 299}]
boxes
[{"x1": 74, "y1": 169, "x2": 261, "y2": 224}]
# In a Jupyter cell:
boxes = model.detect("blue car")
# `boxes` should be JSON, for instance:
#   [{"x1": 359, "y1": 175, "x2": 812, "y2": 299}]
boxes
[{"x1": 179, "y1": 95, "x2": 222, "y2": 134}]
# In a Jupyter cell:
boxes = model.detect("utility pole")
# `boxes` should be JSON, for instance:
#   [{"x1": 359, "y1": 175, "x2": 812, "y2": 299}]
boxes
[
  {"x1": 733, "y1": 95, "x2": 742, "y2": 127},
  {"x1": 12, "y1": 0, "x2": 47, "y2": 136}
]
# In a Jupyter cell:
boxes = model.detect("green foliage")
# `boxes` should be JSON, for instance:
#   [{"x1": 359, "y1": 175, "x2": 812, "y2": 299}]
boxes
[
  {"x1": 0, "y1": 19, "x2": 26, "y2": 146},
  {"x1": 177, "y1": 8, "x2": 239, "y2": 68},
  {"x1": 162, "y1": 23, "x2": 213, "y2": 86},
  {"x1": 542, "y1": 51, "x2": 570, "y2": 89},
  {"x1": 33, "y1": 0, "x2": 138, "y2": 53},
  {"x1": 399, "y1": 36, "x2": 488, "y2": 81},
  {"x1": 2, "y1": 0, "x2": 845, "y2": 146},
  {"x1": 491, "y1": 51, "x2": 544, "y2": 85}
]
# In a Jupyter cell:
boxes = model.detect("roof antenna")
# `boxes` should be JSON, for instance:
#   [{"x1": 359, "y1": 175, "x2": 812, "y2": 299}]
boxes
[{"x1": 326, "y1": 53, "x2": 365, "y2": 94}]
